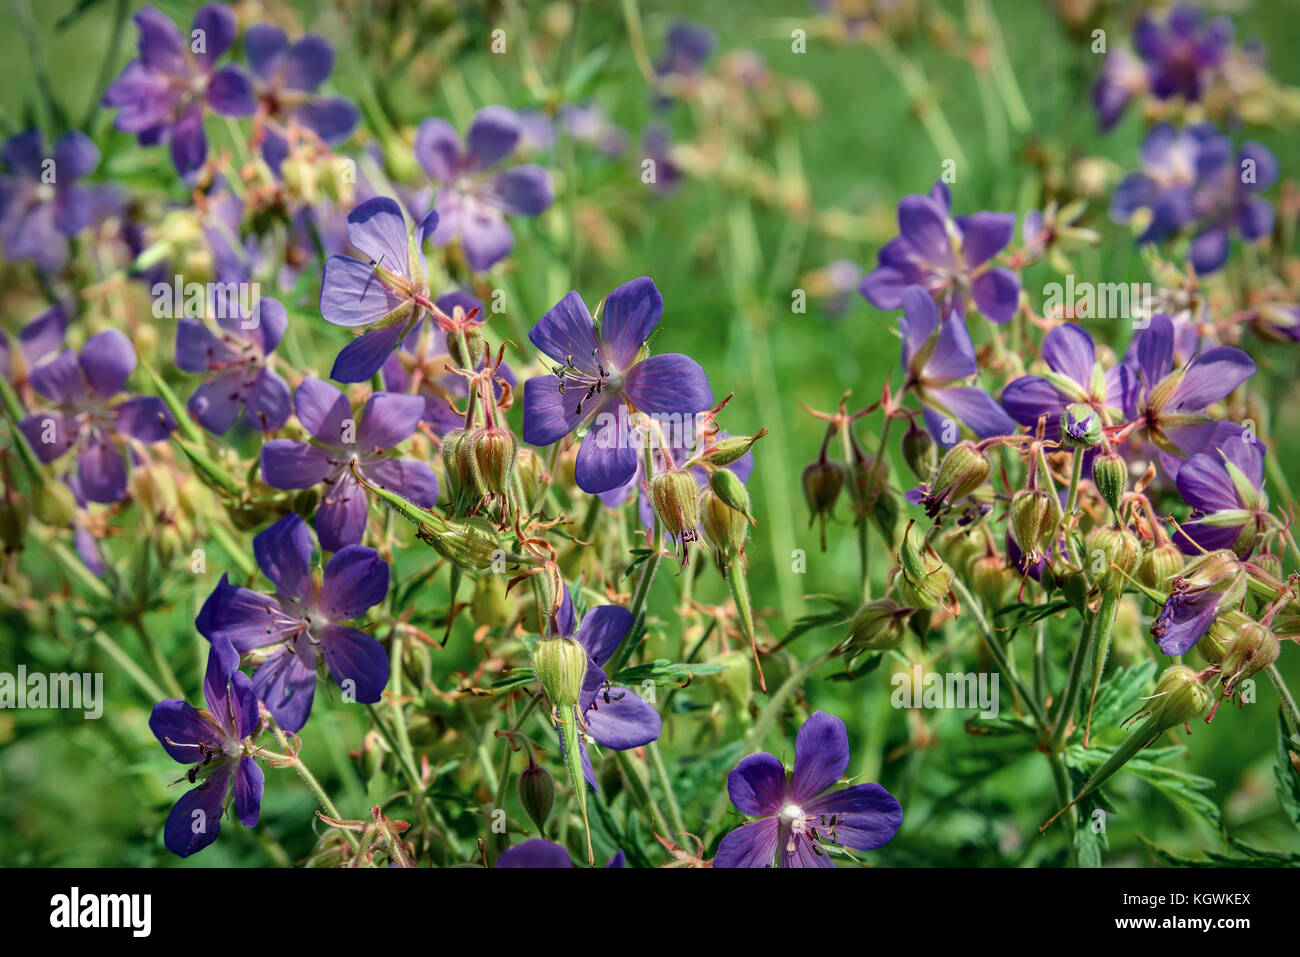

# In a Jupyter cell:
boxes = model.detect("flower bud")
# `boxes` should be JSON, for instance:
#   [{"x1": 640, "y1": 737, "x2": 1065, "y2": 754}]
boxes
[
  {"x1": 835, "y1": 599, "x2": 912, "y2": 657},
  {"x1": 447, "y1": 327, "x2": 486, "y2": 370},
  {"x1": 969, "y1": 554, "x2": 1016, "y2": 610},
  {"x1": 427, "y1": 515, "x2": 502, "y2": 572},
  {"x1": 897, "y1": 522, "x2": 953, "y2": 611},
  {"x1": 1091, "y1": 449, "x2": 1127, "y2": 517},
  {"x1": 1010, "y1": 488, "x2": 1062, "y2": 568},
  {"x1": 1200, "y1": 610, "x2": 1280, "y2": 692},
  {"x1": 441, "y1": 429, "x2": 476, "y2": 508},
  {"x1": 702, "y1": 429, "x2": 766, "y2": 468},
  {"x1": 471, "y1": 573, "x2": 511, "y2": 628},
  {"x1": 709, "y1": 468, "x2": 753, "y2": 521},
  {"x1": 650, "y1": 468, "x2": 702, "y2": 542},
  {"x1": 517, "y1": 762, "x2": 556, "y2": 834},
  {"x1": 1146, "y1": 664, "x2": 1212, "y2": 730},
  {"x1": 0, "y1": 494, "x2": 28, "y2": 550},
  {"x1": 919, "y1": 442, "x2": 990, "y2": 518},
  {"x1": 1061, "y1": 402, "x2": 1103, "y2": 449},
  {"x1": 515, "y1": 447, "x2": 545, "y2": 507},
  {"x1": 901, "y1": 420, "x2": 937, "y2": 480},
  {"x1": 700, "y1": 488, "x2": 748, "y2": 567},
  {"x1": 469, "y1": 425, "x2": 517, "y2": 498},
  {"x1": 531, "y1": 636, "x2": 588, "y2": 710},
  {"x1": 801, "y1": 459, "x2": 844, "y2": 530},
  {"x1": 33, "y1": 481, "x2": 78, "y2": 527},
  {"x1": 1137, "y1": 543, "x2": 1183, "y2": 591},
  {"x1": 1085, "y1": 526, "x2": 1139, "y2": 589}
]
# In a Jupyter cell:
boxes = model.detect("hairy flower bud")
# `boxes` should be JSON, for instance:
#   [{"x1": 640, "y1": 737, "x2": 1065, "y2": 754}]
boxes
[
  {"x1": 1010, "y1": 488, "x2": 1062, "y2": 568},
  {"x1": 700, "y1": 488, "x2": 748, "y2": 567},
  {"x1": 469, "y1": 425, "x2": 517, "y2": 498},
  {"x1": 1091, "y1": 449, "x2": 1127, "y2": 517},
  {"x1": 650, "y1": 468, "x2": 702, "y2": 542},
  {"x1": 517, "y1": 762, "x2": 556, "y2": 834},
  {"x1": 1085, "y1": 526, "x2": 1139, "y2": 589},
  {"x1": 802, "y1": 459, "x2": 844, "y2": 534},
  {"x1": 515, "y1": 447, "x2": 545, "y2": 507},
  {"x1": 427, "y1": 515, "x2": 502, "y2": 572},
  {"x1": 1137, "y1": 543, "x2": 1183, "y2": 591},
  {"x1": 901, "y1": 420, "x2": 937, "y2": 480},
  {"x1": 441, "y1": 429, "x2": 475, "y2": 498},
  {"x1": 920, "y1": 442, "x2": 990, "y2": 518},
  {"x1": 531, "y1": 636, "x2": 588, "y2": 710},
  {"x1": 835, "y1": 599, "x2": 912, "y2": 658},
  {"x1": 1201, "y1": 610, "x2": 1280, "y2": 693},
  {"x1": 1061, "y1": 402, "x2": 1103, "y2": 449},
  {"x1": 702, "y1": 429, "x2": 766, "y2": 468},
  {"x1": 1145, "y1": 664, "x2": 1212, "y2": 730},
  {"x1": 897, "y1": 522, "x2": 954, "y2": 611}
]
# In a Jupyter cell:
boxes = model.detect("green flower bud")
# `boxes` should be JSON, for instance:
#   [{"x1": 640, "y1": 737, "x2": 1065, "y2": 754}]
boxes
[
  {"x1": 427, "y1": 515, "x2": 502, "y2": 572},
  {"x1": 1146, "y1": 664, "x2": 1212, "y2": 730},
  {"x1": 469, "y1": 425, "x2": 517, "y2": 498},
  {"x1": 969, "y1": 554, "x2": 1016, "y2": 611},
  {"x1": 901, "y1": 419, "x2": 937, "y2": 480},
  {"x1": 1091, "y1": 449, "x2": 1127, "y2": 517},
  {"x1": 33, "y1": 481, "x2": 78, "y2": 527},
  {"x1": 835, "y1": 598, "x2": 912, "y2": 658},
  {"x1": 650, "y1": 468, "x2": 702, "y2": 542},
  {"x1": 709, "y1": 468, "x2": 753, "y2": 521},
  {"x1": 801, "y1": 458, "x2": 844, "y2": 535},
  {"x1": 702, "y1": 429, "x2": 766, "y2": 468},
  {"x1": 531, "y1": 636, "x2": 588, "y2": 710},
  {"x1": 700, "y1": 488, "x2": 748, "y2": 567},
  {"x1": 1061, "y1": 402, "x2": 1103, "y2": 449},
  {"x1": 920, "y1": 442, "x2": 990, "y2": 518},
  {"x1": 0, "y1": 494, "x2": 28, "y2": 550},
  {"x1": 1203, "y1": 613, "x2": 1280, "y2": 694},
  {"x1": 517, "y1": 762, "x2": 556, "y2": 835},
  {"x1": 1010, "y1": 488, "x2": 1062, "y2": 568},
  {"x1": 1060, "y1": 568, "x2": 1092, "y2": 610},
  {"x1": 1085, "y1": 526, "x2": 1139, "y2": 589},
  {"x1": 896, "y1": 522, "x2": 953, "y2": 611},
  {"x1": 1137, "y1": 543, "x2": 1184, "y2": 591},
  {"x1": 447, "y1": 326, "x2": 486, "y2": 369}
]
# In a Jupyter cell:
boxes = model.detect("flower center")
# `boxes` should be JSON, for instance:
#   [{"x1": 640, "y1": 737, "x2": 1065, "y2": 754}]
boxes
[
  {"x1": 550, "y1": 349, "x2": 617, "y2": 417},
  {"x1": 777, "y1": 802, "x2": 806, "y2": 830}
]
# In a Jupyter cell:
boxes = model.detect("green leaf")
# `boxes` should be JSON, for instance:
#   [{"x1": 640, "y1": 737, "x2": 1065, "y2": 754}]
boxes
[
  {"x1": 992, "y1": 599, "x2": 1071, "y2": 628},
  {"x1": 610, "y1": 658, "x2": 726, "y2": 688},
  {"x1": 1086, "y1": 660, "x2": 1157, "y2": 732}
]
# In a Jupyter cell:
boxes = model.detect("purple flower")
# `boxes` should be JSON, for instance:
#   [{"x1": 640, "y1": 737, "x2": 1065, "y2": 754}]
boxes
[
  {"x1": 319, "y1": 197, "x2": 441, "y2": 383},
  {"x1": 1091, "y1": 49, "x2": 1147, "y2": 131},
  {"x1": 640, "y1": 125, "x2": 684, "y2": 195},
  {"x1": 148, "y1": 636, "x2": 263, "y2": 857},
  {"x1": 897, "y1": 286, "x2": 1015, "y2": 449},
  {"x1": 102, "y1": 4, "x2": 255, "y2": 176},
  {"x1": 551, "y1": 587, "x2": 662, "y2": 788},
  {"x1": 0, "y1": 303, "x2": 67, "y2": 383},
  {"x1": 861, "y1": 181, "x2": 1021, "y2": 323},
  {"x1": 380, "y1": 290, "x2": 516, "y2": 435},
  {"x1": 1150, "y1": 551, "x2": 1246, "y2": 656},
  {"x1": 1110, "y1": 124, "x2": 1217, "y2": 243},
  {"x1": 495, "y1": 837, "x2": 625, "y2": 868},
  {"x1": 244, "y1": 23, "x2": 360, "y2": 172},
  {"x1": 656, "y1": 20, "x2": 716, "y2": 79},
  {"x1": 175, "y1": 298, "x2": 292, "y2": 434},
  {"x1": 716, "y1": 711, "x2": 902, "y2": 868},
  {"x1": 557, "y1": 102, "x2": 629, "y2": 158},
  {"x1": 1124, "y1": 314, "x2": 1255, "y2": 467},
  {"x1": 196, "y1": 514, "x2": 390, "y2": 732},
  {"x1": 414, "y1": 106, "x2": 553, "y2": 272},
  {"x1": 1172, "y1": 433, "x2": 1267, "y2": 557},
  {"x1": 260, "y1": 377, "x2": 438, "y2": 551},
  {"x1": 1134, "y1": 3, "x2": 1233, "y2": 103},
  {"x1": 17, "y1": 329, "x2": 174, "y2": 504},
  {"x1": 521, "y1": 277, "x2": 713, "y2": 494},
  {"x1": 1185, "y1": 138, "x2": 1277, "y2": 274},
  {"x1": 1001, "y1": 323, "x2": 1136, "y2": 441},
  {"x1": 0, "y1": 130, "x2": 101, "y2": 271}
]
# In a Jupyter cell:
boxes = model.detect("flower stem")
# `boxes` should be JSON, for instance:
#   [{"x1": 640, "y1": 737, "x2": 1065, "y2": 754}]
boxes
[
  {"x1": 1267, "y1": 663, "x2": 1300, "y2": 738},
  {"x1": 950, "y1": 578, "x2": 1046, "y2": 729},
  {"x1": 647, "y1": 741, "x2": 686, "y2": 837},
  {"x1": 270, "y1": 721, "x2": 360, "y2": 852}
]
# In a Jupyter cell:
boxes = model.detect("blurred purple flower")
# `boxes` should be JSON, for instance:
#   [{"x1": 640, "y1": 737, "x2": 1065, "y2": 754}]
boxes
[
  {"x1": 897, "y1": 285, "x2": 1015, "y2": 449},
  {"x1": 0, "y1": 130, "x2": 101, "y2": 272},
  {"x1": 1110, "y1": 123, "x2": 1215, "y2": 243},
  {"x1": 1185, "y1": 138, "x2": 1277, "y2": 274},
  {"x1": 18, "y1": 329, "x2": 174, "y2": 504},
  {"x1": 1134, "y1": 3, "x2": 1233, "y2": 103},
  {"x1": 260, "y1": 377, "x2": 438, "y2": 551},
  {"x1": 716, "y1": 711, "x2": 902, "y2": 867},
  {"x1": 641, "y1": 125, "x2": 683, "y2": 195},
  {"x1": 861, "y1": 181, "x2": 1021, "y2": 323},
  {"x1": 175, "y1": 297, "x2": 292, "y2": 434},
  {"x1": 102, "y1": 4, "x2": 254, "y2": 176},
  {"x1": 1091, "y1": 49, "x2": 1147, "y2": 131},
  {"x1": 0, "y1": 303, "x2": 67, "y2": 383},
  {"x1": 149, "y1": 636, "x2": 263, "y2": 857},
  {"x1": 196, "y1": 514, "x2": 389, "y2": 732},
  {"x1": 414, "y1": 106, "x2": 553, "y2": 272},
  {"x1": 244, "y1": 23, "x2": 360, "y2": 172},
  {"x1": 495, "y1": 837, "x2": 625, "y2": 868},
  {"x1": 521, "y1": 276, "x2": 713, "y2": 494}
]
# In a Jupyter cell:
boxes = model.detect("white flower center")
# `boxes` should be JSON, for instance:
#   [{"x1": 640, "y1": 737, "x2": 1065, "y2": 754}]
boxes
[{"x1": 777, "y1": 803, "x2": 806, "y2": 830}]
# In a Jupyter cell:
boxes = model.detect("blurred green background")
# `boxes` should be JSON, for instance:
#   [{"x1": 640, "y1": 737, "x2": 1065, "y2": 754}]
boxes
[{"x1": 2, "y1": 0, "x2": 1299, "y2": 867}]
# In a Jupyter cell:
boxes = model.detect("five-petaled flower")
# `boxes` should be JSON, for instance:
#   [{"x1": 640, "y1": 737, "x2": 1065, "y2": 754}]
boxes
[
  {"x1": 175, "y1": 297, "x2": 292, "y2": 434},
  {"x1": 196, "y1": 513, "x2": 390, "y2": 732},
  {"x1": 861, "y1": 181, "x2": 1021, "y2": 323},
  {"x1": 413, "y1": 106, "x2": 553, "y2": 273},
  {"x1": 18, "y1": 329, "x2": 175, "y2": 504},
  {"x1": 101, "y1": 3, "x2": 255, "y2": 175},
  {"x1": 149, "y1": 636, "x2": 264, "y2": 857},
  {"x1": 260, "y1": 377, "x2": 439, "y2": 552},
  {"x1": 522, "y1": 276, "x2": 713, "y2": 494},
  {"x1": 0, "y1": 130, "x2": 103, "y2": 272},
  {"x1": 716, "y1": 711, "x2": 902, "y2": 867},
  {"x1": 1172, "y1": 432, "x2": 1269, "y2": 558}
]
